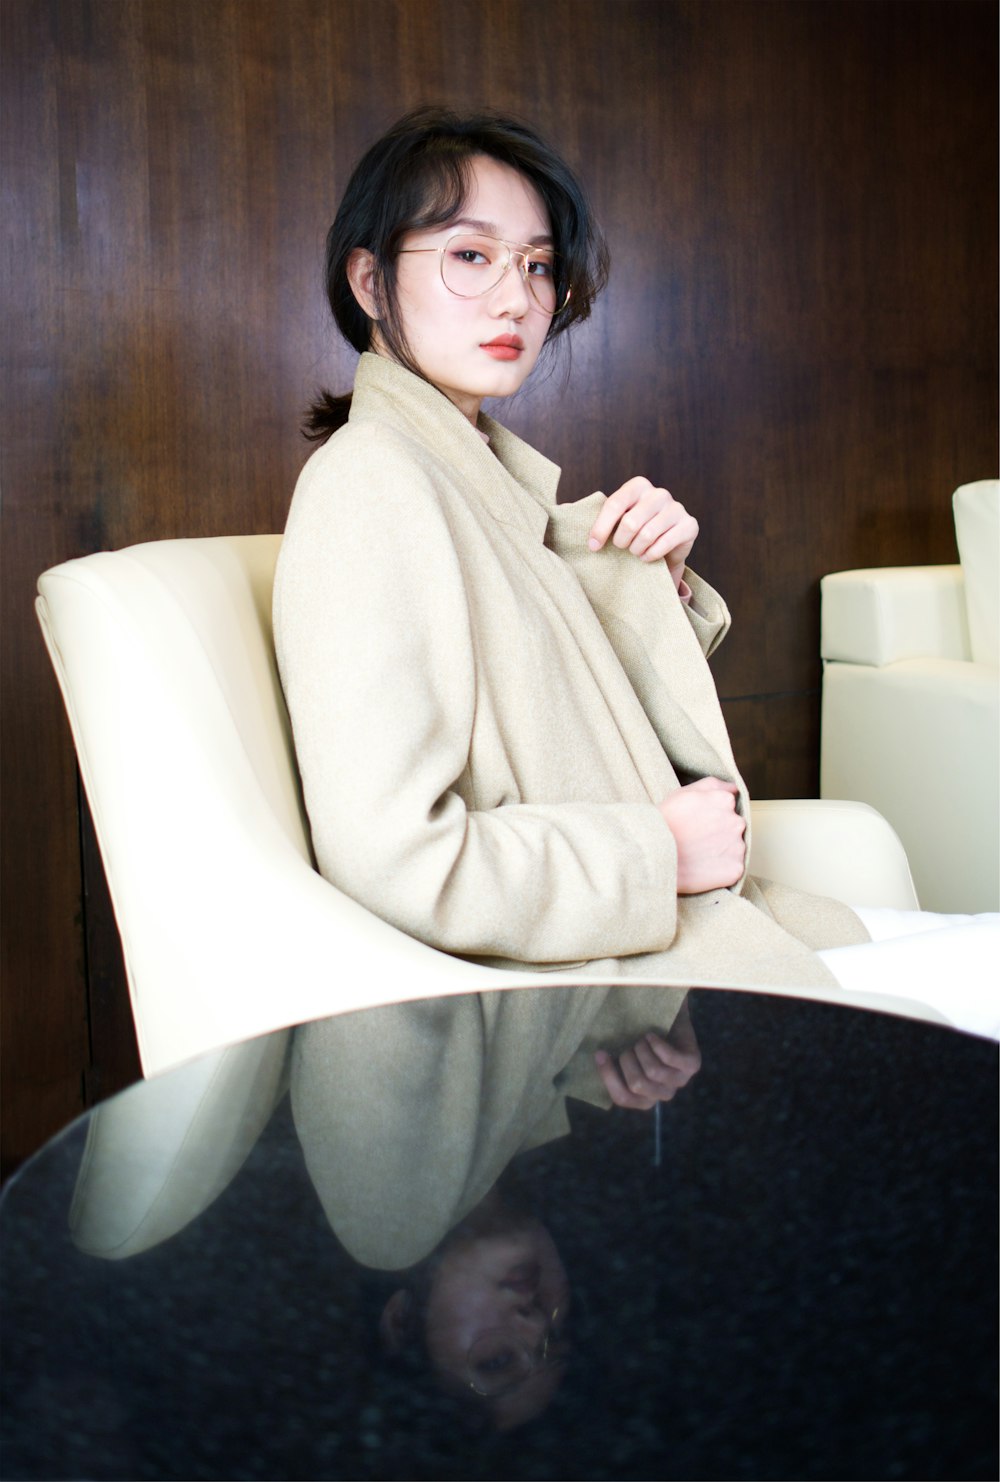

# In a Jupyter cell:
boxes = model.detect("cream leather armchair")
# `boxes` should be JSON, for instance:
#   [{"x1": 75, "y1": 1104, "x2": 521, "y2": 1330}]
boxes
[
  {"x1": 37, "y1": 534, "x2": 928, "y2": 1260},
  {"x1": 820, "y1": 481, "x2": 999, "y2": 914},
  {"x1": 37, "y1": 534, "x2": 923, "y2": 1086}
]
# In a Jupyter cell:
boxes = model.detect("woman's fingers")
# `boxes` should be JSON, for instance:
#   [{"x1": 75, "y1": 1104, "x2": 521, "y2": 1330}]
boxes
[
  {"x1": 643, "y1": 1031, "x2": 702, "y2": 1085},
  {"x1": 587, "y1": 477, "x2": 653, "y2": 550},
  {"x1": 617, "y1": 503, "x2": 696, "y2": 561},
  {"x1": 588, "y1": 478, "x2": 694, "y2": 559},
  {"x1": 639, "y1": 512, "x2": 699, "y2": 564},
  {"x1": 628, "y1": 1039, "x2": 691, "y2": 1101},
  {"x1": 609, "y1": 498, "x2": 673, "y2": 553},
  {"x1": 595, "y1": 1032, "x2": 701, "y2": 1110},
  {"x1": 594, "y1": 1049, "x2": 657, "y2": 1110}
]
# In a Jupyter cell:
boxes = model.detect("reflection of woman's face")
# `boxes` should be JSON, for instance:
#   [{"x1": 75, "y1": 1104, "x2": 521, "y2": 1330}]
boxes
[{"x1": 422, "y1": 1216, "x2": 571, "y2": 1430}]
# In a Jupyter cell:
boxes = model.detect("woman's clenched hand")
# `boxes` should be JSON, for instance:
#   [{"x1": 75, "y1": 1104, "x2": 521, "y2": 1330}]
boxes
[{"x1": 658, "y1": 777, "x2": 746, "y2": 894}]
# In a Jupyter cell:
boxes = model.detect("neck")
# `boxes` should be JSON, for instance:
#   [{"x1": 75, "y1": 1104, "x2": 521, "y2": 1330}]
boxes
[{"x1": 367, "y1": 343, "x2": 483, "y2": 427}]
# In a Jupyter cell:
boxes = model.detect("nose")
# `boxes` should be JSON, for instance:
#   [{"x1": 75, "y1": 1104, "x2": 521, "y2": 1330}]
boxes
[
  {"x1": 489, "y1": 252, "x2": 532, "y2": 318},
  {"x1": 509, "y1": 1300, "x2": 548, "y2": 1339}
]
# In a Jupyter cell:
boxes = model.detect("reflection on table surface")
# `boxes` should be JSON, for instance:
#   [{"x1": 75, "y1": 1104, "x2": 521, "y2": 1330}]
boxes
[{"x1": 1, "y1": 987, "x2": 997, "y2": 1481}]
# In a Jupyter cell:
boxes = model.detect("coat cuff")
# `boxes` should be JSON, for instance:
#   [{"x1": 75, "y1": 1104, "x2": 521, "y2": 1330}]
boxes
[{"x1": 681, "y1": 568, "x2": 731, "y2": 659}]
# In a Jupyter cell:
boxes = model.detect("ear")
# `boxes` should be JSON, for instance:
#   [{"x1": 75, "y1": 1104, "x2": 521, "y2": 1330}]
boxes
[
  {"x1": 379, "y1": 1289, "x2": 414, "y2": 1354},
  {"x1": 346, "y1": 247, "x2": 381, "y2": 321}
]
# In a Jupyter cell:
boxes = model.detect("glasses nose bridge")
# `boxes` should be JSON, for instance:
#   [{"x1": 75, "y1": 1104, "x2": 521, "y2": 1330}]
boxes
[
  {"x1": 494, "y1": 241, "x2": 531, "y2": 291},
  {"x1": 493, "y1": 242, "x2": 544, "y2": 313},
  {"x1": 507, "y1": 243, "x2": 530, "y2": 276},
  {"x1": 511, "y1": 1301, "x2": 548, "y2": 1337}
]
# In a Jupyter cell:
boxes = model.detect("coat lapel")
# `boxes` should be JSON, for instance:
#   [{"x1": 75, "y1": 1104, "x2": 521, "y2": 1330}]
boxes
[
  {"x1": 351, "y1": 355, "x2": 748, "y2": 848},
  {"x1": 545, "y1": 493, "x2": 747, "y2": 803}
]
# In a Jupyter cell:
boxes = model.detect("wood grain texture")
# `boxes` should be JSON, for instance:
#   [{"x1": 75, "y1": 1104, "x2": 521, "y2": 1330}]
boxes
[
  {"x1": 2, "y1": 0, "x2": 996, "y2": 1169},
  {"x1": 721, "y1": 692, "x2": 822, "y2": 804}
]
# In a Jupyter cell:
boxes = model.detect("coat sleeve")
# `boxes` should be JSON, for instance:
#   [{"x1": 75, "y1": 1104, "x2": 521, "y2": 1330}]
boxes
[
  {"x1": 680, "y1": 568, "x2": 730, "y2": 660},
  {"x1": 273, "y1": 431, "x2": 681, "y2": 965}
]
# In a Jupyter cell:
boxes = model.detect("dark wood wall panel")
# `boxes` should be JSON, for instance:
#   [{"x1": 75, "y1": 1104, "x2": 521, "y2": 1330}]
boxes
[
  {"x1": 2, "y1": 0, "x2": 996, "y2": 1171},
  {"x1": 722, "y1": 695, "x2": 822, "y2": 805}
]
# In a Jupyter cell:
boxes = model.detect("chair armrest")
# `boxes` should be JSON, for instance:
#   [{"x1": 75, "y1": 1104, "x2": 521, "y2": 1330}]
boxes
[
  {"x1": 748, "y1": 798, "x2": 919, "y2": 910},
  {"x1": 821, "y1": 566, "x2": 969, "y2": 666}
]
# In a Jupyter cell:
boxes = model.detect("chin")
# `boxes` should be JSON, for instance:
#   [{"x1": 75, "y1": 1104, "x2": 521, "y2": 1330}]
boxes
[{"x1": 480, "y1": 369, "x2": 535, "y2": 400}]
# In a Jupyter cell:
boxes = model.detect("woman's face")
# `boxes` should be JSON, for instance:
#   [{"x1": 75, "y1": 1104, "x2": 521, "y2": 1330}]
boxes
[
  {"x1": 421, "y1": 1215, "x2": 571, "y2": 1429},
  {"x1": 367, "y1": 155, "x2": 556, "y2": 423}
]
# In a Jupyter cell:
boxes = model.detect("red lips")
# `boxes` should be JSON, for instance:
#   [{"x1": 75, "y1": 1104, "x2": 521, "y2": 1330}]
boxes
[{"x1": 481, "y1": 334, "x2": 524, "y2": 360}]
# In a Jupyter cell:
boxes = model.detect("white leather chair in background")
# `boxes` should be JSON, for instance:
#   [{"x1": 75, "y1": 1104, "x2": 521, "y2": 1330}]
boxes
[
  {"x1": 820, "y1": 481, "x2": 999, "y2": 914},
  {"x1": 36, "y1": 533, "x2": 929, "y2": 1259}
]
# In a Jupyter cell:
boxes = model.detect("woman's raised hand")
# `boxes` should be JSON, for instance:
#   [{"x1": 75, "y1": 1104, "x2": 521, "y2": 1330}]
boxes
[
  {"x1": 658, "y1": 777, "x2": 746, "y2": 894},
  {"x1": 587, "y1": 476, "x2": 698, "y2": 589}
]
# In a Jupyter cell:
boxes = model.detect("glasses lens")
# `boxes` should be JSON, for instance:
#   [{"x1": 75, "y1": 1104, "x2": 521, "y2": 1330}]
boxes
[
  {"x1": 441, "y1": 235, "x2": 564, "y2": 313},
  {"x1": 466, "y1": 1332, "x2": 533, "y2": 1397}
]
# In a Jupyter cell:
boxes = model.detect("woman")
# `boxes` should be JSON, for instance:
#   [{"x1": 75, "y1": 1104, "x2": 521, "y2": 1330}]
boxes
[{"x1": 274, "y1": 106, "x2": 995, "y2": 1128}]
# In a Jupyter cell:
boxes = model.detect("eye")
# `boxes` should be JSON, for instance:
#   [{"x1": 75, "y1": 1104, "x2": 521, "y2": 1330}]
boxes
[
  {"x1": 447, "y1": 236, "x2": 498, "y2": 268},
  {"x1": 526, "y1": 256, "x2": 555, "y2": 279},
  {"x1": 475, "y1": 1349, "x2": 517, "y2": 1376}
]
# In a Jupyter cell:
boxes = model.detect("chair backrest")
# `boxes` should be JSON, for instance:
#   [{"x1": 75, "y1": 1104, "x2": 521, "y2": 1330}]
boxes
[
  {"x1": 953, "y1": 480, "x2": 999, "y2": 668},
  {"x1": 39, "y1": 535, "x2": 310, "y2": 851},
  {"x1": 36, "y1": 535, "x2": 311, "y2": 1072},
  {"x1": 38, "y1": 537, "x2": 305, "y2": 1254}
]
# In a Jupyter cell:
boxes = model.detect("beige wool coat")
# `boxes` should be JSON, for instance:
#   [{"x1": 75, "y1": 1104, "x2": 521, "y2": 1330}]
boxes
[
  {"x1": 274, "y1": 353, "x2": 866, "y2": 997},
  {"x1": 276, "y1": 354, "x2": 868, "y2": 1264}
]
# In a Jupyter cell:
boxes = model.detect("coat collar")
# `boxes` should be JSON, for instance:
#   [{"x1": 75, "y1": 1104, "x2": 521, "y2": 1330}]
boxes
[{"x1": 348, "y1": 353, "x2": 559, "y2": 540}]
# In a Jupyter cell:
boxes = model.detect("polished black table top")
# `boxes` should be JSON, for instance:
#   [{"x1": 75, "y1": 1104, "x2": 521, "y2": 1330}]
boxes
[{"x1": 2, "y1": 988, "x2": 997, "y2": 1481}]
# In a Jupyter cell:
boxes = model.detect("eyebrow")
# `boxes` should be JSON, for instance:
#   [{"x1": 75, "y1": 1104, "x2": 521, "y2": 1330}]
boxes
[{"x1": 448, "y1": 216, "x2": 554, "y2": 247}]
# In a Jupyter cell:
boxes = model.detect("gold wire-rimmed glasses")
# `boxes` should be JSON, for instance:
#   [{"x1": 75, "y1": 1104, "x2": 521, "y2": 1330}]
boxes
[
  {"x1": 464, "y1": 1306, "x2": 570, "y2": 1399},
  {"x1": 397, "y1": 232, "x2": 572, "y2": 315}
]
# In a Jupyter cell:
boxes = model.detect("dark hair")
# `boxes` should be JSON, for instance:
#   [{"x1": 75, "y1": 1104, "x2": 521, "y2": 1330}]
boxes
[{"x1": 303, "y1": 106, "x2": 610, "y2": 440}]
